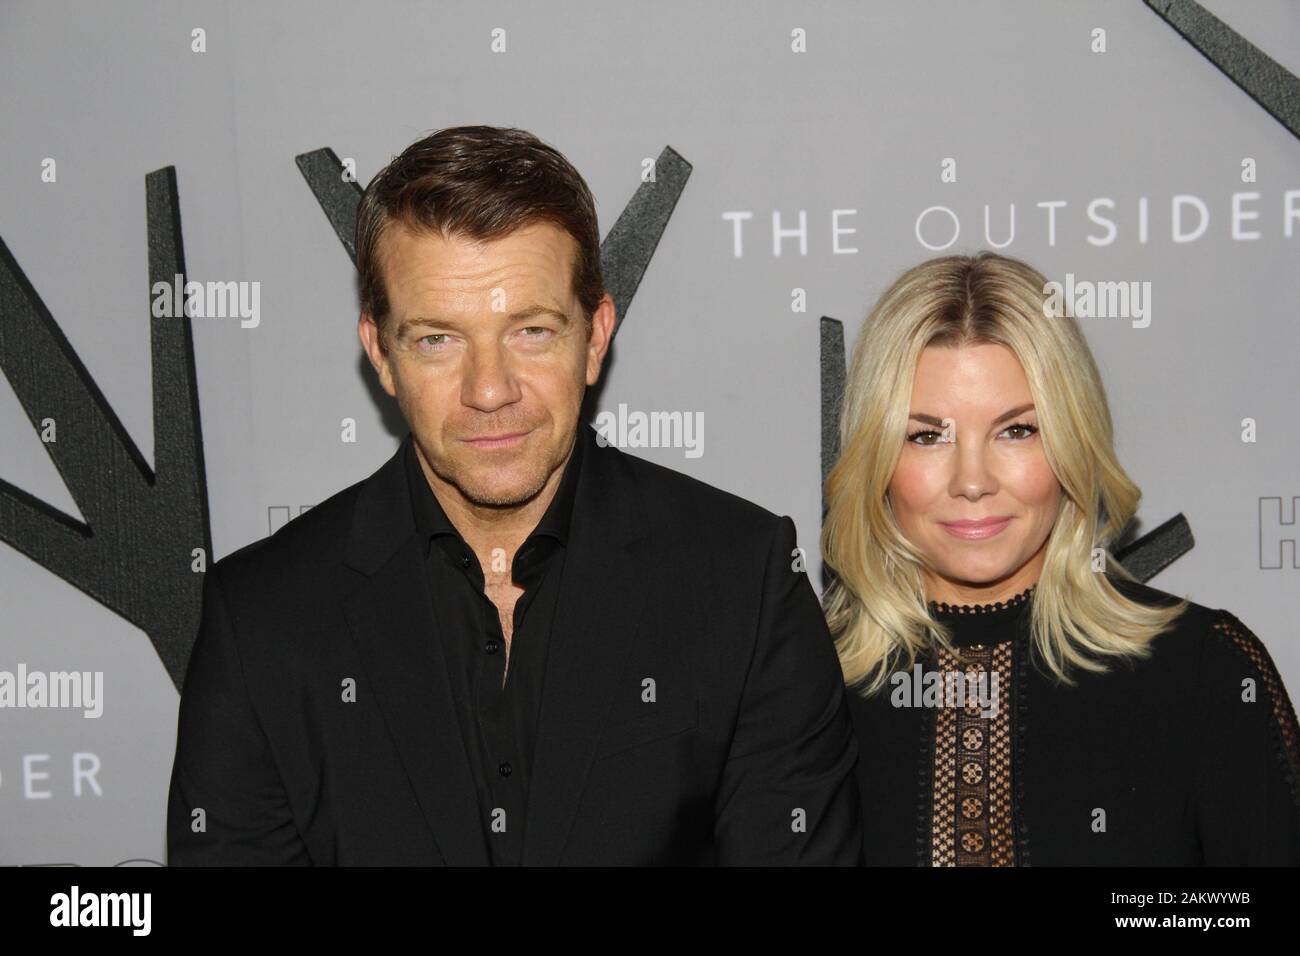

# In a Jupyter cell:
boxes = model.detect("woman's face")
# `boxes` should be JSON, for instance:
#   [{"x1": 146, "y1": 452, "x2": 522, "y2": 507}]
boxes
[{"x1": 887, "y1": 342, "x2": 1062, "y2": 604}]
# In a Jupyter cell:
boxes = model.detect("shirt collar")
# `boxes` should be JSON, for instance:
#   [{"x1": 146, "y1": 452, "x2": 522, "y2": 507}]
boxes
[{"x1": 405, "y1": 425, "x2": 586, "y2": 553}]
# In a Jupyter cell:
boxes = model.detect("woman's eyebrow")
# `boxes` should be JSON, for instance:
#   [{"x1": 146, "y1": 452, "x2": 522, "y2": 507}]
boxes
[
  {"x1": 992, "y1": 403, "x2": 1035, "y2": 424},
  {"x1": 907, "y1": 412, "x2": 947, "y2": 427},
  {"x1": 908, "y1": 403, "x2": 1035, "y2": 426}
]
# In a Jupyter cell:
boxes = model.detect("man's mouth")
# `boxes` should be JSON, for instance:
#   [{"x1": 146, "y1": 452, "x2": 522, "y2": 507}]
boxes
[{"x1": 461, "y1": 429, "x2": 532, "y2": 450}]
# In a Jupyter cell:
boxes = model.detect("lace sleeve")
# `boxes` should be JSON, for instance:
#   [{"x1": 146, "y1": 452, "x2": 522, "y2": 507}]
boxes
[
  {"x1": 1195, "y1": 609, "x2": 1300, "y2": 863},
  {"x1": 1210, "y1": 610, "x2": 1300, "y2": 809}
]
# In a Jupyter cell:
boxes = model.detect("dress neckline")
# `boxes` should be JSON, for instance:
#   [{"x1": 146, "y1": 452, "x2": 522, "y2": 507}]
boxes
[
  {"x1": 926, "y1": 585, "x2": 1035, "y2": 647},
  {"x1": 927, "y1": 585, "x2": 1036, "y2": 616}
]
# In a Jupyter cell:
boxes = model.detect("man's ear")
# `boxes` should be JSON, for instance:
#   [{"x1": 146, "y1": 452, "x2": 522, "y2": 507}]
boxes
[
  {"x1": 585, "y1": 294, "x2": 617, "y2": 387},
  {"x1": 358, "y1": 313, "x2": 397, "y2": 397}
]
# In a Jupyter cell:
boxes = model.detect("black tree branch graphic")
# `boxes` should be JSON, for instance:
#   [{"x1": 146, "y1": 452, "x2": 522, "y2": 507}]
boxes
[{"x1": 0, "y1": 167, "x2": 210, "y2": 689}]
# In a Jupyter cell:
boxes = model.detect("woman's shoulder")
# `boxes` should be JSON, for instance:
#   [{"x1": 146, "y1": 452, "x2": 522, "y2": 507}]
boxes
[
  {"x1": 1105, "y1": 574, "x2": 1258, "y2": 660},
  {"x1": 1108, "y1": 574, "x2": 1299, "y2": 760},
  {"x1": 1110, "y1": 574, "x2": 1299, "y2": 780},
  {"x1": 1106, "y1": 573, "x2": 1201, "y2": 615},
  {"x1": 1102, "y1": 576, "x2": 1294, "y2": 706}
]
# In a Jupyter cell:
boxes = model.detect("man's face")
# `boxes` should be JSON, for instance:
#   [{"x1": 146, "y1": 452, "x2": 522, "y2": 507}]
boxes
[{"x1": 359, "y1": 220, "x2": 614, "y2": 509}]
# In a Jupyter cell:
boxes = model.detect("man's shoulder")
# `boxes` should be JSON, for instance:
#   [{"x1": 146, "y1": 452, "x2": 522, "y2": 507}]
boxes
[
  {"x1": 209, "y1": 469, "x2": 368, "y2": 591},
  {"x1": 603, "y1": 439, "x2": 785, "y2": 537}
]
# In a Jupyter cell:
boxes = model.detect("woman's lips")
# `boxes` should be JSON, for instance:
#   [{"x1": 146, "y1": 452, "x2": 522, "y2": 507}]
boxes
[{"x1": 940, "y1": 517, "x2": 1012, "y2": 540}]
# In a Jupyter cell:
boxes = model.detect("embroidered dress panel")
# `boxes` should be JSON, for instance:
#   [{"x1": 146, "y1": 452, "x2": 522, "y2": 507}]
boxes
[{"x1": 926, "y1": 589, "x2": 1028, "y2": 867}]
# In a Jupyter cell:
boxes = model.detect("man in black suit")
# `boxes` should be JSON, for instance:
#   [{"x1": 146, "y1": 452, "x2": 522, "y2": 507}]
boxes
[{"x1": 167, "y1": 125, "x2": 862, "y2": 865}]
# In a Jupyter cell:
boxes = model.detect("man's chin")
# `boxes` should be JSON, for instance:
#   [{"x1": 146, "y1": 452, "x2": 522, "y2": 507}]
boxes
[{"x1": 455, "y1": 474, "x2": 546, "y2": 509}]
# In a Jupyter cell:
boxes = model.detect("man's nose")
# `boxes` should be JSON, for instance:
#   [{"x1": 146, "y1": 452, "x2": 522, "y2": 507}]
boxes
[{"x1": 460, "y1": 343, "x2": 521, "y2": 413}]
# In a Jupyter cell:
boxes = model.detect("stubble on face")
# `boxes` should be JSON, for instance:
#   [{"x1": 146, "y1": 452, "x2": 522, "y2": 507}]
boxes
[{"x1": 372, "y1": 220, "x2": 595, "y2": 522}]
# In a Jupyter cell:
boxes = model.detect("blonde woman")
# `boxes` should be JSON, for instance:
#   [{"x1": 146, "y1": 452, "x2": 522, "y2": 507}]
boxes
[{"x1": 823, "y1": 251, "x2": 1300, "y2": 866}]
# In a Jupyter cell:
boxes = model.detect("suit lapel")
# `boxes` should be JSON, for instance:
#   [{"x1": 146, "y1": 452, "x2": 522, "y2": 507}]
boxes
[
  {"x1": 341, "y1": 437, "x2": 489, "y2": 866},
  {"x1": 522, "y1": 425, "x2": 651, "y2": 865}
]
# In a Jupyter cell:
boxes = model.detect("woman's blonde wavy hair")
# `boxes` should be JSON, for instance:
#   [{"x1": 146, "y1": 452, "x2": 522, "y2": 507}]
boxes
[{"x1": 821, "y1": 251, "x2": 1188, "y2": 694}]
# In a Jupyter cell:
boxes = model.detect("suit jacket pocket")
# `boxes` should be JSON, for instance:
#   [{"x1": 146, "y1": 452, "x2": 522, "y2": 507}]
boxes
[{"x1": 593, "y1": 697, "x2": 699, "y2": 760}]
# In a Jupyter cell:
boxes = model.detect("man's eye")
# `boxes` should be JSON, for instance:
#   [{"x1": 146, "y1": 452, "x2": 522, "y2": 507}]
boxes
[
  {"x1": 520, "y1": 326, "x2": 552, "y2": 338},
  {"x1": 418, "y1": 333, "x2": 450, "y2": 347}
]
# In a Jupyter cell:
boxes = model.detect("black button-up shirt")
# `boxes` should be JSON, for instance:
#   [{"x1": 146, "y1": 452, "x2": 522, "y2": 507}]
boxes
[{"x1": 404, "y1": 428, "x2": 585, "y2": 865}]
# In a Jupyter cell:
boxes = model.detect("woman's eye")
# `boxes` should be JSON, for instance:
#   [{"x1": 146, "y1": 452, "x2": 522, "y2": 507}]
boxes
[
  {"x1": 1002, "y1": 422, "x2": 1038, "y2": 440},
  {"x1": 907, "y1": 430, "x2": 944, "y2": 445}
]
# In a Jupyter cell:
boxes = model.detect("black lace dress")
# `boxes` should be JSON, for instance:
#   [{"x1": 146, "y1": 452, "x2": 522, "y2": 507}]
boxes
[{"x1": 846, "y1": 576, "x2": 1300, "y2": 865}]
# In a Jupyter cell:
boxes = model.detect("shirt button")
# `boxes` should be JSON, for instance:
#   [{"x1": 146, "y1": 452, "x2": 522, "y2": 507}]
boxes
[
  {"x1": 459, "y1": 553, "x2": 472, "y2": 569},
  {"x1": 498, "y1": 762, "x2": 512, "y2": 777},
  {"x1": 484, "y1": 639, "x2": 499, "y2": 654}
]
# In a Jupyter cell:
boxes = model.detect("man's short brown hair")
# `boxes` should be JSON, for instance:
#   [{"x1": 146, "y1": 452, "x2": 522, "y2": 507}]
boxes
[{"x1": 355, "y1": 125, "x2": 604, "y2": 349}]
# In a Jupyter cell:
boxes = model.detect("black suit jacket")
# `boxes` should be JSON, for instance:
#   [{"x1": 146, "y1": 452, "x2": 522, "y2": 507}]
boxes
[{"x1": 167, "y1": 424, "x2": 863, "y2": 865}]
